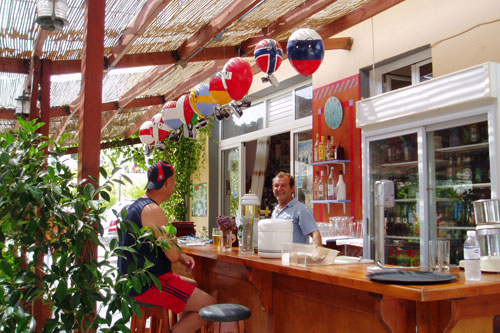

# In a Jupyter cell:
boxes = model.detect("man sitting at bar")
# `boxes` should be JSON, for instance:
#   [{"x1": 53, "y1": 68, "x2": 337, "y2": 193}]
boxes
[
  {"x1": 118, "y1": 161, "x2": 216, "y2": 332},
  {"x1": 272, "y1": 171, "x2": 322, "y2": 246}
]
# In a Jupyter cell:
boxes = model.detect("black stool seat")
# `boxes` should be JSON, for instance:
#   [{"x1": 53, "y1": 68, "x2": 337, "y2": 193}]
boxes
[{"x1": 199, "y1": 304, "x2": 251, "y2": 322}]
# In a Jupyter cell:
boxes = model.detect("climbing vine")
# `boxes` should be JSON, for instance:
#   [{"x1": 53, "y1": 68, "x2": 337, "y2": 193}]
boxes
[{"x1": 113, "y1": 122, "x2": 213, "y2": 222}]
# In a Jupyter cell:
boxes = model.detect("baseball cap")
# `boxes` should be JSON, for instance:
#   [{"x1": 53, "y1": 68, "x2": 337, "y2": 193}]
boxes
[{"x1": 145, "y1": 161, "x2": 175, "y2": 190}]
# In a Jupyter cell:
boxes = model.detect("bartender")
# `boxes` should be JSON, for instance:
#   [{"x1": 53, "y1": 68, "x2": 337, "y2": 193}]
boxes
[{"x1": 272, "y1": 172, "x2": 322, "y2": 246}]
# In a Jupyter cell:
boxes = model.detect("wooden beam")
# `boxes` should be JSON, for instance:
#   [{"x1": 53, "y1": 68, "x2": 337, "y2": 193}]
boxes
[
  {"x1": 39, "y1": 59, "x2": 52, "y2": 138},
  {"x1": 107, "y1": 0, "x2": 173, "y2": 67},
  {"x1": 177, "y1": 0, "x2": 262, "y2": 60},
  {"x1": 316, "y1": 0, "x2": 406, "y2": 37},
  {"x1": 242, "y1": 0, "x2": 340, "y2": 54},
  {"x1": 77, "y1": 0, "x2": 105, "y2": 186},
  {"x1": 0, "y1": 57, "x2": 29, "y2": 74},
  {"x1": 64, "y1": 137, "x2": 142, "y2": 155},
  {"x1": 101, "y1": 64, "x2": 175, "y2": 132},
  {"x1": 28, "y1": 57, "x2": 41, "y2": 121},
  {"x1": 324, "y1": 37, "x2": 353, "y2": 51}
]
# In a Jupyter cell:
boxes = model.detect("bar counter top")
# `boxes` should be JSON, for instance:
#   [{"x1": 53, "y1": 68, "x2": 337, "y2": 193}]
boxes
[{"x1": 177, "y1": 245, "x2": 500, "y2": 332}]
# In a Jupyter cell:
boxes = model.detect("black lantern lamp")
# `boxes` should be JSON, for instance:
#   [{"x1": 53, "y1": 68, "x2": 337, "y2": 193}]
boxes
[
  {"x1": 15, "y1": 91, "x2": 31, "y2": 118},
  {"x1": 36, "y1": 0, "x2": 69, "y2": 31}
]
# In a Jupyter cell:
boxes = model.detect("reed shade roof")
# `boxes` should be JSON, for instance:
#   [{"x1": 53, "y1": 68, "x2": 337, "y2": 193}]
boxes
[{"x1": 0, "y1": 0, "x2": 394, "y2": 147}]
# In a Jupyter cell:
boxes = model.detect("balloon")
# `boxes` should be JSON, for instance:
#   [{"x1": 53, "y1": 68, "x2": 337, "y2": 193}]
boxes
[
  {"x1": 161, "y1": 101, "x2": 183, "y2": 130},
  {"x1": 176, "y1": 94, "x2": 198, "y2": 125},
  {"x1": 189, "y1": 83, "x2": 216, "y2": 118},
  {"x1": 286, "y1": 28, "x2": 324, "y2": 76},
  {"x1": 151, "y1": 113, "x2": 172, "y2": 142},
  {"x1": 209, "y1": 72, "x2": 232, "y2": 105},
  {"x1": 139, "y1": 120, "x2": 155, "y2": 145},
  {"x1": 254, "y1": 39, "x2": 284, "y2": 75},
  {"x1": 221, "y1": 57, "x2": 253, "y2": 101}
]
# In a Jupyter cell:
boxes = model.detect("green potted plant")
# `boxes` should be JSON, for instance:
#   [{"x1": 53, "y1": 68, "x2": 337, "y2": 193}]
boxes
[{"x1": 0, "y1": 118, "x2": 173, "y2": 332}]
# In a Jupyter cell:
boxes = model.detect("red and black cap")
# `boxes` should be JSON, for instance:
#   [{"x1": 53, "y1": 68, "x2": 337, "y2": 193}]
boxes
[{"x1": 145, "y1": 161, "x2": 175, "y2": 190}]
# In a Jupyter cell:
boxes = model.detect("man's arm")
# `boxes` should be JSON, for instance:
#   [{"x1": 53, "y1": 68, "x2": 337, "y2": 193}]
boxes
[
  {"x1": 141, "y1": 203, "x2": 183, "y2": 263},
  {"x1": 310, "y1": 230, "x2": 323, "y2": 247}
]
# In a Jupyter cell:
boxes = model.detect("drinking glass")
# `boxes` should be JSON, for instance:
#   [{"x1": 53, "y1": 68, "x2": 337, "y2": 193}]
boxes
[
  {"x1": 429, "y1": 240, "x2": 450, "y2": 271},
  {"x1": 212, "y1": 228, "x2": 222, "y2": 249}
]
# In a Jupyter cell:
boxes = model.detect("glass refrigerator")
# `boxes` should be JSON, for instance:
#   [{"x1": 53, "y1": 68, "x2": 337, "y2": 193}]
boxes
[{"x1": 358, "y1": 62, "x2": 500, "y2": 267}]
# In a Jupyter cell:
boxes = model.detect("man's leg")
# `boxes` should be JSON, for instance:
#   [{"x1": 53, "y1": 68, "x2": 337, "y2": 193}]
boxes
[{"x1": 171, "y1": 287, "x2": 216, "y2": 333}]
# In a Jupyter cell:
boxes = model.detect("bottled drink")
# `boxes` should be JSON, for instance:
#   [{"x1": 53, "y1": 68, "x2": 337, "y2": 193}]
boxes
[
  {"x1": 327, "y1": 136, "x2": 337, "y2": 160},
  {"x1": 446, "y1": 157, "x2": 454, "y2": 181},
  {"x1": 327, "y1": 166, "x2": 336, "y2": 200},
  {"x1": 336, "y1": 170, "x2": 346, "y2": 200},
  {"x1": 317, "y1": 169, "x2": 325, "y2": 200},
  {"x1": 318, "y1": 136, "x2": 326, "y2": 161},
  {"x1": 463, "y1": 230, "x2": 481, "y2": 281},
  {"x1": 326, "y1": 135, "x2": 332, "y2": 160},
  {"x1": 313, "y1": 172, "x2": 319, "y2": 200},
  {"x1": 314, "y1": 134, "x2": 320, "y2": 162}
]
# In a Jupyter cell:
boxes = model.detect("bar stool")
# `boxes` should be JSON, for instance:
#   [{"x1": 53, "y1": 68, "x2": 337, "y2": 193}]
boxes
[
  {"x1": 130, "y1": 301, "x2": 171, "y2": 333},
  {"x1": 199, "y1": 303, "x2": 251, "y2": 333}
]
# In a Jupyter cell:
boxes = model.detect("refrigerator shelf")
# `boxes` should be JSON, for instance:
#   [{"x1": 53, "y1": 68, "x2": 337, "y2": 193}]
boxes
[
  {"x1": 433, "y1": 183, "x2": 491, "y2": 190},
  {"x1": 435, "y1": 142, "x2": 488, "y2": 153}
]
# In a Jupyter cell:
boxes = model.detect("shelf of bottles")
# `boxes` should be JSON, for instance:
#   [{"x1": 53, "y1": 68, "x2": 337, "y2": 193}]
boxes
[
  {"x1": 311, "y1": 134, "x2": 350, "y2": 213},
  {"x1": 429, "y1": 121, "x2": 490, "y2": 265}
]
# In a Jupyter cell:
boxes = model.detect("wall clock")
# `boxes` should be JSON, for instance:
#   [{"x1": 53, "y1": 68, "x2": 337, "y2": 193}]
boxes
[{"x1": 324, "y1": 96, "x2": 343, "y2": 129}]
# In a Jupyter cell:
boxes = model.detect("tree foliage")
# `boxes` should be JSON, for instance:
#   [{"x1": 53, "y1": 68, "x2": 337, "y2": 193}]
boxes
[{"x1": 0, "y1": 118, "x2": 172, "y2": 332}]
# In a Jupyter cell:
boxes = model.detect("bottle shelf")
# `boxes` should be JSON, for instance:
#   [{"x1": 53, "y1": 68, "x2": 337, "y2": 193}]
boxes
[
  {"x1": 432, "y1": 183, "x2": 491, "y2": 190},
  {"x1": 312, "y1": 160, "x2": 350, "y2": 173},
  {"x1": 312, "y1": 199, "x2": 351, "y2": 214}
]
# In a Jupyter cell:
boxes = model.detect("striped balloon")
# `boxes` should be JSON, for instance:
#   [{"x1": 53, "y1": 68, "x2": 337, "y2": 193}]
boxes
[
  {"x1": 139, "y1": 120, "x2": 155, "y2": 145},
  {"x1": 176, "y1": 94, "x2": 198, "y2": 125},
  {"x1": 151, "y1": 113, "x2": 172, "y2": 142},
  {"x1": 189, "y1": 83, "x2": 216, "y2": 118},
  {"x1": 161, "y1": 100, "x2": 183, "y2": 130}
]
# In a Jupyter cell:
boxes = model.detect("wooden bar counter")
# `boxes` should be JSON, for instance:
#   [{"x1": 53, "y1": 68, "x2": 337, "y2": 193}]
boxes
[{"x1": 175, "y1": 245, "x2": 500, "y2": 332}]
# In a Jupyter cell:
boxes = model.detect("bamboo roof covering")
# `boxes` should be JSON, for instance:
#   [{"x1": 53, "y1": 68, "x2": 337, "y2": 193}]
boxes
[{"x1": 0, "y1": 0, "x2": 404, "y2": 148}]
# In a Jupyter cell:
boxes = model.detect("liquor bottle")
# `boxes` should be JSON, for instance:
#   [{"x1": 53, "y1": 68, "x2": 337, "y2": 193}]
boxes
[
  {"x1": 327, "y1": 166, "x2": 336, "y2": 200},
  {"x1": 336, "y1": 170, "x2": 346, "y2": 200},
  {"x1": 313, "y1": 172, "x2": 319, "y2": 200},
  {"x1": 318, "y1": 136, "x2": 326, "y2": 161},
  {"x1": 336, "y1": 144, "x2": 345, "y2": 160},
  {"x1": 327, "y1": 136, "x2": 337, "y2": 160},
  {"x1": 470, "y1": 123, "x2": 479, "y2": 143},
  {"x1": 446, "y1": 157, "x2": 454, "y2": 181},
  {"x1": 314, "y1": 134, "x2": 320, "y2": 162},
  {"x1": 463, "y1": 230, "x2": 481, "y2": 281},
  {"x1": 317, "y1": 169, "x2": 326, "y2": 200},
  {"x1": 326, "y1": 136, "x2": 332, "y2": 160}
]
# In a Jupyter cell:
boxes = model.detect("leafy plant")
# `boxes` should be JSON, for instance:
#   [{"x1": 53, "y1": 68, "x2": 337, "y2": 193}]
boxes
[
  {"x1": 116, "y1": 123, "x2": 212, "y2": 221},
  {"x1": 0, "y1": 118, "x2": 172, "y2": 332}
]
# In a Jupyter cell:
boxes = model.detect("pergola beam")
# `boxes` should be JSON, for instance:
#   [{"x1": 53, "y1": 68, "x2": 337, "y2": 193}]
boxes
[
  {"x1": 107, "y1": 0, "x2": 173, "y2": 67},
  {"x1": 241, "y1": 0, "x2": 340, "y2": 53}
]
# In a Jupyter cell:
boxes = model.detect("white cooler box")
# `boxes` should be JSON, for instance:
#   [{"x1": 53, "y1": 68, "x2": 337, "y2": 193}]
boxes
[{"x1": 258, "y1": 218, "x2": 293, "y2": 258}]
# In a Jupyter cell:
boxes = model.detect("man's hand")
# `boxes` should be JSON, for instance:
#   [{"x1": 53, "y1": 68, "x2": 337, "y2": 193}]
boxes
[{"x1": 179, "y1": 253, "x2": 195, "y2": 272}]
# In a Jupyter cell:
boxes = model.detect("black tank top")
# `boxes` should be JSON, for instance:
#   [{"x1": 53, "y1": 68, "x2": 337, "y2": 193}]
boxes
[{"x1": 117, "y1": 197, "x2": 172, "y2": 295}]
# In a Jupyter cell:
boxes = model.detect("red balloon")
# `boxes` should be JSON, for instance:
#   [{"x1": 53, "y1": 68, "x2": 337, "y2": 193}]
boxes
[
  {"x1": 209, "y1": 73, "x2": 232, "y2": 105},
  {"x1": 221, "y1": 57, "x2": 253, "y2": 101}
]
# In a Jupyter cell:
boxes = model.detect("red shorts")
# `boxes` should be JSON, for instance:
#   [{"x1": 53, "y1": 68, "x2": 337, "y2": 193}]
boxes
[{"x1": 134, "y1": 272, "x2": 195, "y2": 314}]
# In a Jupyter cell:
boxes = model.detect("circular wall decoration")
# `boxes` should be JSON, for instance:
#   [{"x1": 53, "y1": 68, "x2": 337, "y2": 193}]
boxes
[{"x1": 324, "y1": 96, "x2": 343, "y2": 129}]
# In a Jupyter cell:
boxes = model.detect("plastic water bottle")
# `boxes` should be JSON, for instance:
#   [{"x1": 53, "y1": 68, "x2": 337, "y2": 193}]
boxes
[{"x1": 463, "y1": 230, "x2": 481, "y2": 281}]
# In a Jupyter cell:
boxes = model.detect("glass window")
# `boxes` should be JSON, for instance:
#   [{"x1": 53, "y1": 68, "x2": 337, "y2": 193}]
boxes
[
  {"x1": 295, "y1": 84, "x2": 312, "y2": 119},
  {"x1": 221, "y1": 148, "x2": 240, "y2": 217},
  {"x1": 295, "y1": 130, "x2": 313, "y2": 207},
  {"x1": 222, "y1": 102, "x2": 264, "y2": 140}
]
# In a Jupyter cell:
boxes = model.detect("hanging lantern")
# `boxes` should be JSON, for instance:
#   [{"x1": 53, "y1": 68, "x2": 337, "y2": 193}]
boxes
[
  {"x1": 36, "y1": 0, "x2": 69, "y2": 31},
  {"x1": 209, "y1": 73, "x2": 233, "y2": 106},
  {"x1": 14, "y1": 91, "x2": 31, "y2": 118},
  {"x1": 161, "y1": 101, "x2": 183, "y2": 130},
  {"x1": 254, "y1": 39, "x2": 283, "y2": 87},
  {"x1": 139, "y1": 121, "x2": 155, "y2": 146}
]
